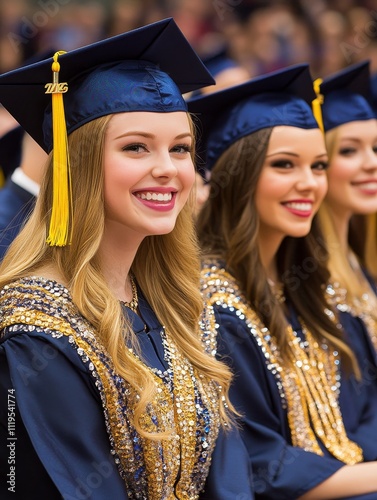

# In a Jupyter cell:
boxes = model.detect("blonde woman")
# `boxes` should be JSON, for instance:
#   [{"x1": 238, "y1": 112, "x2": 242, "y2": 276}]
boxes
[
  {"x1": 189, "y1": 64, "x2": 377, "y2": 499},
  {"x1": 318, "y1": 61, "x2": 377, "y2": 363},
  {"x1": 0, "y1": 19, "x2": 252, "y2": 500}
]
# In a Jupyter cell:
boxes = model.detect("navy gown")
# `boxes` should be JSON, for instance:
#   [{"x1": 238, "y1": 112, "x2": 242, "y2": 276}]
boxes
[
  {"x1": 0, "y1": 179, "x2": 35, "y2": 260},
  {"x1": 0, "y1": 277, "x2": 253, "y2": 500},
  {"x1": 201, "y1": 262, "x2": 377, "y2": 500}
]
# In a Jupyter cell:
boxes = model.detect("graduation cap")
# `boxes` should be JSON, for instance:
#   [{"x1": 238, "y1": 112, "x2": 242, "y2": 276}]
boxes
[
  {"x1": 319, "y1": 61, "x2": 375, "y2": 132},
  {"x1": 0, "y1": 18, "x2": 214, "y2": 153},
  {"x1": 0, "y1": 17, "x2": 215, "y2": 246},
  {"x1": 370, "y1": 72, "x2": 377, "y2": 117},
  {"x1": 188, "y1": 63, "x2": 319, "y2": 171}
]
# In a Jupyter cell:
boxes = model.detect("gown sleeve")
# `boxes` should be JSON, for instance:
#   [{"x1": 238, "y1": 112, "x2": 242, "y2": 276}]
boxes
[
  {"x1": 0, "y1": 329, "x2": 128, "y2": 500},
  {"x1": 336, "y1": 310, "x2": 377, "y2": 461},
  {"x1": 200, "y1": 425, "x2": 254, "y2": 499},
  {"x1": 213, "y1": 307, "x2": 345, "y2": 500}
]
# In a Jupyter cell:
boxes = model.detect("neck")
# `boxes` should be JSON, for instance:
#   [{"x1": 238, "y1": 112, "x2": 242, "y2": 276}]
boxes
[
  {"x1": 98, "y1": 227, "x2": 143, "y2": 302},
  {"x1": 326, "y1": 205, "x2": 351, "y2": 254},
  {"x1": 258, "y1": 232, "x2": 283, "y2": 283}
]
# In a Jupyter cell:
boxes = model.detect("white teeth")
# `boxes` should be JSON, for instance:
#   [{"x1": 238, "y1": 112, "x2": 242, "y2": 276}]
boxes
[
  {"x1": 136, "y1": 192, "x2": 173, "y2": 201},
  {"x1": 358, "y1": 182, "x2": 377, "y2": 189},
  {"x1": 285, "y1": 202, "x2": 311, "y2": 211}
]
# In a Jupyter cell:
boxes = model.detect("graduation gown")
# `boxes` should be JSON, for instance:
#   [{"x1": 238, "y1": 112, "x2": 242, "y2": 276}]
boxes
[
  {"x1": 0, "y1": 179, "x2": 35, "y2": 260},
  {"x1": 201, "y1": 262, "x2": 377, "y2": 500},
  {"x1": 0, "y1": 276, "x2": 253, "y2": 500}
]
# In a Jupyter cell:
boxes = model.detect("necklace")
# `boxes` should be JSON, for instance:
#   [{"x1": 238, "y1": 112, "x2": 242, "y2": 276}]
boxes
[{"x1": 121, "y1": 274, "x2": 138, "y2": 312}]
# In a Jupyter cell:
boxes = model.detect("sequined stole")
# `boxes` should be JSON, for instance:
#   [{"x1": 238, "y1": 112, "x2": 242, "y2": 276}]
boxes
[
  {"x1": 325, "y1": 281, "x2": 377, "y2": 355},
  {"x1": 0, "y1": 277, "x2": 221, "y2": 499},
  {"x1": 201, "y1": 263, "x2": 363, "y2": 465}
]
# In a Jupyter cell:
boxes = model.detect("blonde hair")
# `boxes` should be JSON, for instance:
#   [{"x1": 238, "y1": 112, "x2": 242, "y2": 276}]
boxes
[
  {"x1": 364, "y1": 213, "x2": 377, "y2": 280},
  {"x1": 0, "y1": 114, "x2": 234, "y2": 436},
  {"x1": 319, "y1": 127, "x2": 373, "y2": 300}
]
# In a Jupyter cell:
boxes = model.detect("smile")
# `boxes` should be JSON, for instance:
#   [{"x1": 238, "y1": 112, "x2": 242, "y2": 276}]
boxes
[
  {"x1": 135, "y1": 192, "x2": 173, "y2": 202},
  {"x1": 282, "y1": 201, "x2": 313, "y2": 217}
]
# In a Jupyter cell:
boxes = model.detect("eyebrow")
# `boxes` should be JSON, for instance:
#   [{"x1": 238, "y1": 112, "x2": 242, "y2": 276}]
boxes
[
  {"x1": 114, "y1": 131, "x2": 193, "y2": 140},
  {"x1": 266, "y1": 151, "x2": 328, "y2": 158}
]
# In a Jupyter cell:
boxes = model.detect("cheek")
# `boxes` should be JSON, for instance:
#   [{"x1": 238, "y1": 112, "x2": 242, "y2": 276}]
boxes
[
  {"x1": 327, "y1": 159, "x2": 355, "y2": 186},
  {"x1": 181, "y1": 164, "x2": 196, "y2": 191},
  {"x1": 316, "y1": 176, "x2": 328, "y2": 203}
]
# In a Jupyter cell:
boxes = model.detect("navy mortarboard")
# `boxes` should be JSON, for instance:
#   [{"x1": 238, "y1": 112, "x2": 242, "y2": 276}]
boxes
[
  {"x1": 188, "y1": 63, "x2": 319, "y2": 171},
  {"x1": 319, "y1": 61, "x2": 375, "y2": 132},
  {"x1": 0, "y1": 18, "x2": 215, "y2": 246},
  {"x1": 0, "y1": 18, "x2": 214, "y2": 153}
]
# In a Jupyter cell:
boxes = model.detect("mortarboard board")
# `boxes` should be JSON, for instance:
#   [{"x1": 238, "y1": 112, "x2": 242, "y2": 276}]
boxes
[
  {"x1": 319, "y1": 61, "x2": 375, "y2": 132},
  {"x1": 0, "y1": 17, "x2": 215, "y2": 153},
  {"x1": 188, "y1": 63, "x2": 319, "y2": 170}
]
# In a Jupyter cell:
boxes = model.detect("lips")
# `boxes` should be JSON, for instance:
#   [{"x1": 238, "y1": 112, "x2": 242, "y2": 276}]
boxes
[
  {"x1": 132, "y1": 188, "x2": 178, "y2": 212},
  {"x1": 135, "y1": 191, "x2": 173, "y2": 202},
  {"x1": 281, "y1": 200, "x2": 313, "y2": 217},
  {"x1": 283, "y1": 201, "x2": 312, "y2": 211}
]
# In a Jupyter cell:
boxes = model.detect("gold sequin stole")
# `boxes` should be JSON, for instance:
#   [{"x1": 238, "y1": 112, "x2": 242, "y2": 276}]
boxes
[
  {"x1": 201, "y1": 264, "x2": 363, "y2": 465},
  {"x1": 326, "y1": 280, "x2": 377, "y2": 355},
  {"x1": 0, "y1": 278, "x2": 221, "y2": 499}
]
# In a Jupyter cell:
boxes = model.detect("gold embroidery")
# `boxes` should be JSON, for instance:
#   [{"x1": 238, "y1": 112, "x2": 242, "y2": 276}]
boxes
[
  {"x1": 0, "y1": 278, "x2": 221, "y2": 499},
  {"x1": 201, "y1": 264, "x2": 363, "y2": 465}
]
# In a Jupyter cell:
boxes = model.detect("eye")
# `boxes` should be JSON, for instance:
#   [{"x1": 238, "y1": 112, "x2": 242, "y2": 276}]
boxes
[
  {"x1": 312, "y1": 160, "x2": 329, "y2": 171},
  {"x1": 338, "y1": 147, "x2": 356, "y2": 156},
  {"x1": 122, "y1": 143, "x2": 148, "y2": 153},
  {"x1": 372, "y1": 145, "x2": 377, "y2": 154},
  {"x1": 170, "y1": 143, "x2": 192, "y2": 154},
  {"x1": 270, "y1": 159, "x2": 293, "y2": 169}
]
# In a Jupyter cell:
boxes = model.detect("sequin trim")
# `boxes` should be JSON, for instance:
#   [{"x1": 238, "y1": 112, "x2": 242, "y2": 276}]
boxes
[
  {"x1": 325, "y1": 281, "x2": 377, "y2": 355},
  {"x1": 201, "y1": 262, "x2": 363, "y2": 465},
  {"x1": 0, "y1": 277, "x2": 221, "y2": 499}
]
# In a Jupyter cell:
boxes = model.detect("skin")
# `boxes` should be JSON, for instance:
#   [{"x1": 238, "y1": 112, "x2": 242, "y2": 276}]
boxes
[
  {"x1": 325, "y1": 119, "x2": 377, "y2": 252},
  {"x1": 254, "y1": 125, "x2": 328, "y2": 282},
  {"x1": 99, "y1": 111, "x2": 195, "y2": 301}
]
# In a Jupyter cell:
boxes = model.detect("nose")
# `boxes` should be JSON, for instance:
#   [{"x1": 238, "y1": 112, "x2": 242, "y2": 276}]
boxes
[
  {"x1": 363, "y1": 147, "x2": 377, "y2": 171},
  {"x1": 296, "y1": 166, "x2": 319, "y2": 191},
  {"x1": 151, "y1": 151, "x2": 178, "y2": 179}
]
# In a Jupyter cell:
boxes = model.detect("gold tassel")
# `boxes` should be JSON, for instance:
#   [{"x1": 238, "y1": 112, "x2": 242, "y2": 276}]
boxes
[
  {"x1": 0, "y1": 167, "x2": 4, "y2": 188},
  {"x1": 312, "y1": 78, "x2": 324, "y2": 134},
  {"x1": 45, "y1": 50, "x2": 72, "y2": 246}
]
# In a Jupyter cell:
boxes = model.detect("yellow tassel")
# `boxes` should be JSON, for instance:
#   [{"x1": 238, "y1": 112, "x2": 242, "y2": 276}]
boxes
[
  {"x1": 312, "y1": 78, "x2": 324, "y2": 134},
  {"x1": 0, "y1": 167, "x2": 5, "y2": 188},
  {"x1": 45, "y1": 51, "x2": 72, "y2": 246}
]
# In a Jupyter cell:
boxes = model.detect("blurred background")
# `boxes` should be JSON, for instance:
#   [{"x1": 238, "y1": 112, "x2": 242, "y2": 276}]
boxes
[{"x1": 2, "y1": 0, "x2": 377, "y2": 83}]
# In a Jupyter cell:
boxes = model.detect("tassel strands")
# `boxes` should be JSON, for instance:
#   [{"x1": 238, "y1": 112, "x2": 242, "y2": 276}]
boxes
[
  {"x1": 312, "y1": 78, "x2": 325, "y2": 134},
  {"x1": 45, "y1": 51, "x2": 72, "y2": 246}
]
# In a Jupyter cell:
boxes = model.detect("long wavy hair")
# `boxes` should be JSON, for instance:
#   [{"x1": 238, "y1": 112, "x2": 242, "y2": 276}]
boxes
[
  {"x1": 318, "y1": 127, "x2": 377, "y2": 298},
  {"x1": 197, "y1": 127, "x2": 359, "y2": 374},
  {"x1": 0, "y1": 113, "x2": 235, "y2": 436}
]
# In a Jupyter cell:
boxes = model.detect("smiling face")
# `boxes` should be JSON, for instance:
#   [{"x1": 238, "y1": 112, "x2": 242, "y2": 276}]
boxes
[
  {"x1": 255, "y1": 126, "x2": 328, "y2": 249},
  {"x1": 102, "y1": 111, "x2": 195, "y2": 247},
  {"x1": 325, "y1": 119, "x2": 377, "y2": 220}
]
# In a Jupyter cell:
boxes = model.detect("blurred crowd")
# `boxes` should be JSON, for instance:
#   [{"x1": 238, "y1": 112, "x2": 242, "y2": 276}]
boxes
[{"x1": 2, "y1": 0, "x2": 377, "y2": 82}]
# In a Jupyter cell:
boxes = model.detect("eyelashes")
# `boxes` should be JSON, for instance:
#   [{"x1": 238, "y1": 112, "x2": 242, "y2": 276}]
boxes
[{"x1": 269, "y1": 160, "x2": 329, "y2": 170}]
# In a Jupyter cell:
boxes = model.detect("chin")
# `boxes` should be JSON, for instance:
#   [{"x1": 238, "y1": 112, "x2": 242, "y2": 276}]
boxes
[
  {"x1": 285, "y1": 226, "x2": 312, "y2": 238},
  {"x1": 147, "y1": 223, "x2": 177, "y2": 236}
]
